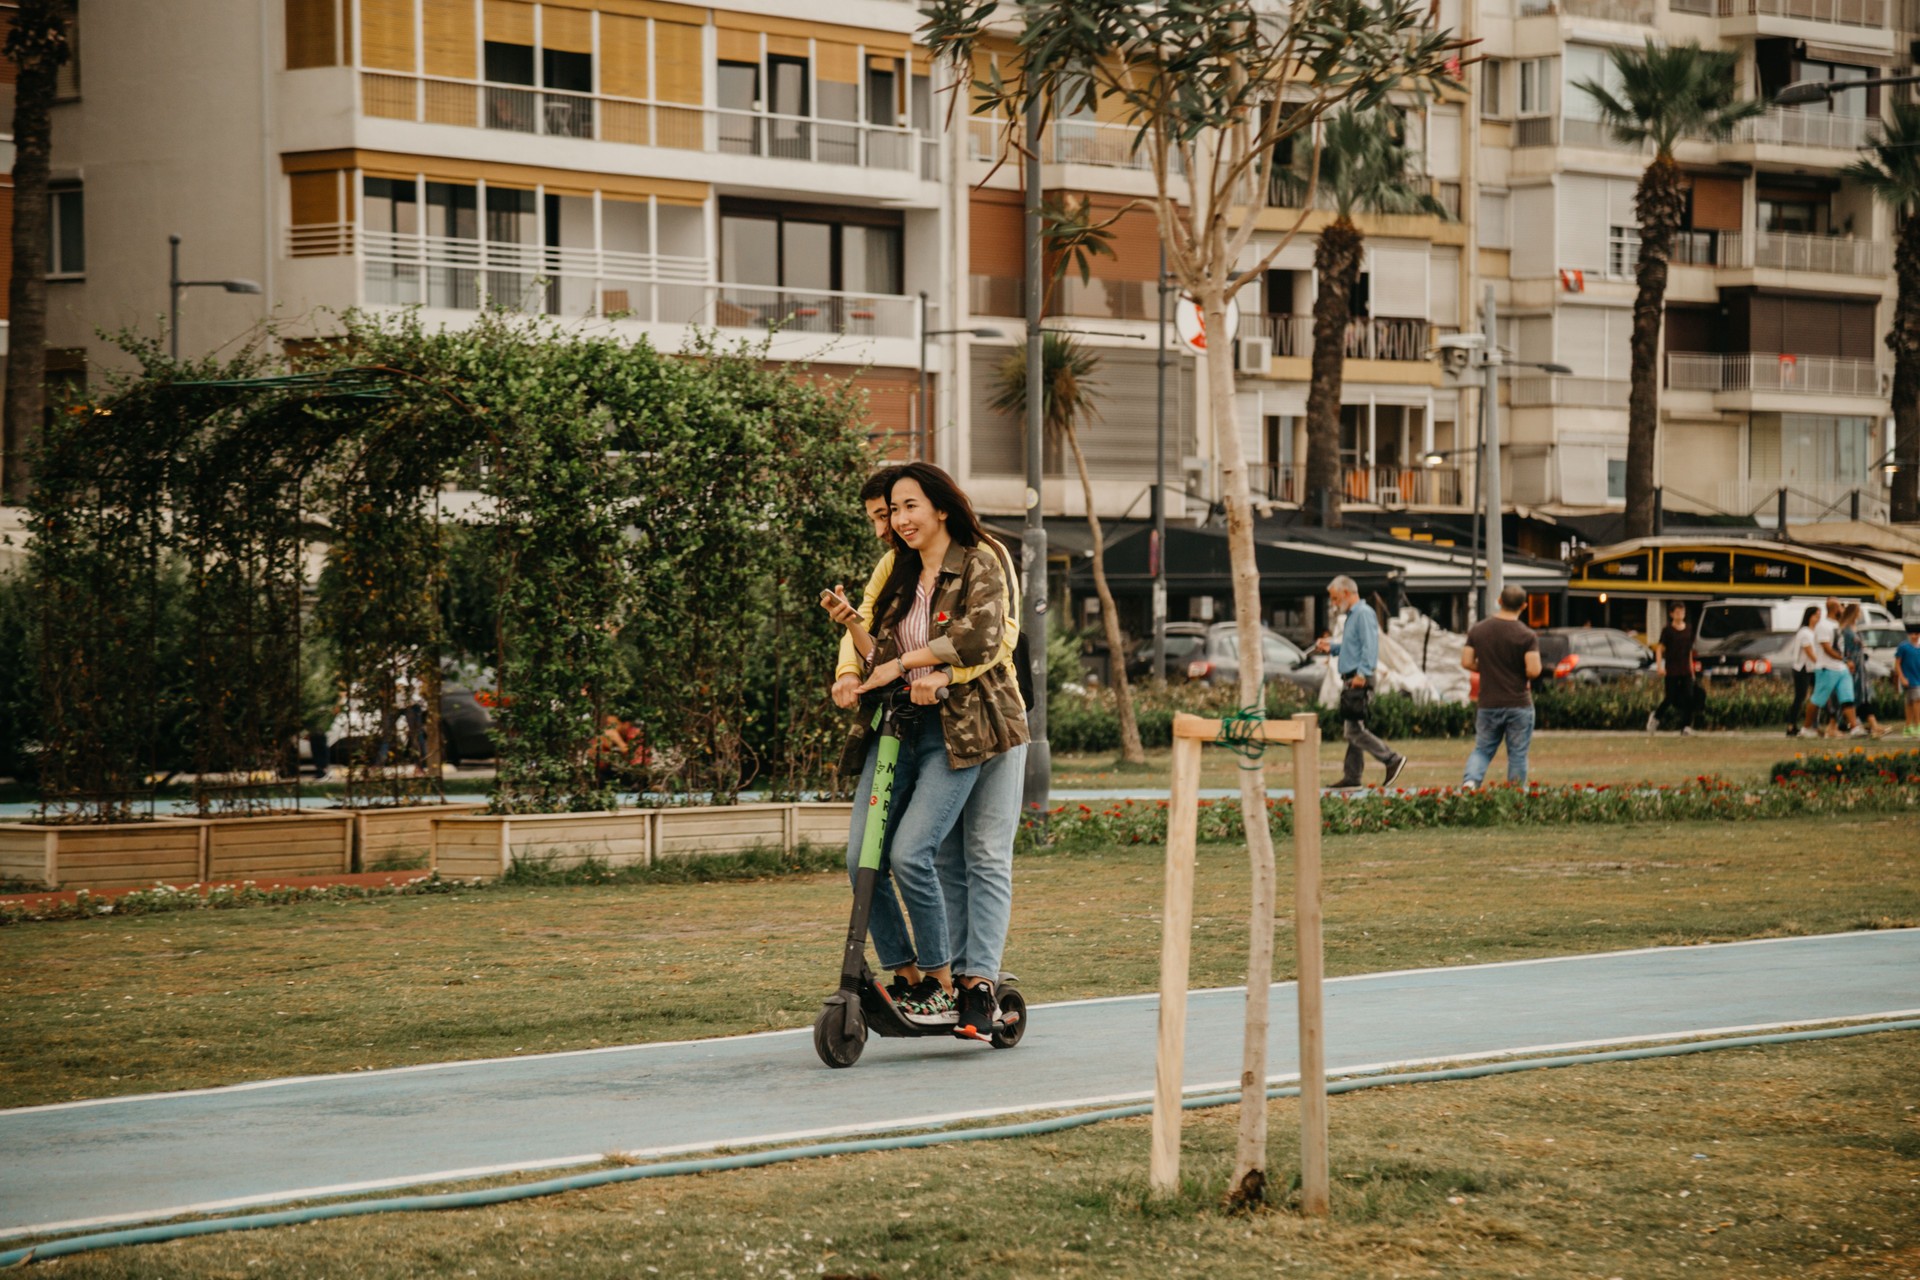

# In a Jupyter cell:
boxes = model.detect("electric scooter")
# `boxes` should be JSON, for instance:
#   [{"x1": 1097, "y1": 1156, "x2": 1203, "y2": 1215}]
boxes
[{"x1": 812, "y1": 680, "x2": 1029, "y2": 1069}]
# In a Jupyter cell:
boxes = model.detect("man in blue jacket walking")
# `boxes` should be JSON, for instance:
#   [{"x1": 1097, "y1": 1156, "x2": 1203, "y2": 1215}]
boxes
[{"x1": 1314, "y1": 575, "x2": 1410, "y2": 790}]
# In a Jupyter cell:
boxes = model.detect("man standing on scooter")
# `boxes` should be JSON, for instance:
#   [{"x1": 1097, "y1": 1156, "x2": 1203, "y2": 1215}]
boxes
[{"x1": 822, "y1": 465, "x2": 1027, "y2": 1039}]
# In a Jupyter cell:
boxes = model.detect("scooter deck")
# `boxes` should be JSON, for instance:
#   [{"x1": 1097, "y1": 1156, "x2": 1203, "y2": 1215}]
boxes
[{"x1": 857, "y1": 977, "x2": 1021, "y2": 1040}]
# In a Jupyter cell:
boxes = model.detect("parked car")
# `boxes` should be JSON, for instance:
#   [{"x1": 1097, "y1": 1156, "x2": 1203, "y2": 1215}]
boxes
[
  {"x1": 1124, "y1": 622, "x2": 1210, "y2": 683},
  {"x1": 1534, "y1": 627, "x2": 1656, "y2": 685},
  {"x1": 1696, "y1": 629, "x2": 1796, "y2": 680},
  {"x1": 1179, "y1": 622, "x2": 1326, "y2": 698},
  {"x1": 439, "y1": 684, "x2": 499, "y2": 765},
  {"x1": 1696, "y1": 597, "x2": 1897, "y2": 647},
  {"x1": 1855, "y1": 626, "x2": 1904, "y2": 683}
]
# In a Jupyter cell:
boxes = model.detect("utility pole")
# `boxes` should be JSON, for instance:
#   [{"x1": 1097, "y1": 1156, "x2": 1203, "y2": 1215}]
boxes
[
  {"x1": 1480, "y1": 284, "x2": 1505, "y2": 616},
  {"x1": 1022, "y1": 108, "x2": 1051, "y2": 823},
  {"x1": 1152, "y1": 244, "x2": 1170, "y2": 682}
]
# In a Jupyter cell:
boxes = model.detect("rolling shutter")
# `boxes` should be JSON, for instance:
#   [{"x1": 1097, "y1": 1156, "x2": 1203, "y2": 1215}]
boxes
[
  {"x1": 1689, "y1": 175, "x2": 1741, "y2": 231},
  {"x1": 816, "y1": 40, "x2": 858, "y2": 83},
  {"x1": 421, "y1": 0, "x2": 475, "y2": 78},
  {"x1": 1367, "y1": 244, "x2": 1429, "y2": 319},
  {"x1": 600, "y1": 13, "x2": 648, "y2": 98},
  {"x1": 717, "y1": 27, "x2": 759, "y2": 63},
  {"x1": 654, "y1": 21, "x2": 704, "y2": 103},
  {"x1": 360, "y1": 0, "x2": 416, "y2": 71},
  {"x1": 285, "y1": 0, "x2": 340, "y2": 69},
  {"x1": 289, "y1": 171, "x2": 344, "y2": 226},
  {"x1": 1429, "y1": 247, "x2": 1460, "y2": 327},
  {"x1": 969, "y1": 190, "x2": 1024, "y2": 279},
  {"x1": 484, "y1": 0, "x2": 533, "y2": 46},
  {"x1": 1557, "y1": 174, "x2": 1609, "y2": 274},
  {"x1": 542, "y1": 6, "x2": 592, "y2": 54}
]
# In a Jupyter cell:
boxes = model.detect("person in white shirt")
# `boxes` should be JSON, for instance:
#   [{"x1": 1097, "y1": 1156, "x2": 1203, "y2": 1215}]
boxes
[
  {"x1": 1789, "y1": 605, "x2": 1820, "y2": 738},
  {"x1": 1810, "y1": 598, "x2": 1867, "y2": 738}
]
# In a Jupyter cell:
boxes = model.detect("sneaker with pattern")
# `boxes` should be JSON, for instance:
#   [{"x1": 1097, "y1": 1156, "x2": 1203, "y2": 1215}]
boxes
[{"x1": 899, "y1": 980, "x2": 957, "y2": 1025}]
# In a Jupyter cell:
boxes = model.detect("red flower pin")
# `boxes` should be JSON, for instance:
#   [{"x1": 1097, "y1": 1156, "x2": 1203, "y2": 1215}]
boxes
[{"x1": 934, "y1": 611, "x2": 950, "y2": 625}]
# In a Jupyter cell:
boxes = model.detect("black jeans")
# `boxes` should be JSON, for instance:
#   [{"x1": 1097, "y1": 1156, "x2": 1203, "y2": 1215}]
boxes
[
  {"x1": 1337, "y1": 679, "x2": 1397, "y2": 783},
  {"x1": 1787, "y1": 669, "x2": 1814, "y2": 729},
  {"x1": 1655, "y1": 674, "x2": 1696, "y2": 730}
]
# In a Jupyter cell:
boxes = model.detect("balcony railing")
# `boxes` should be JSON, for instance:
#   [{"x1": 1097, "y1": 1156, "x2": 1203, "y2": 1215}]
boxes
[
  {"x1": 1722, "y1": 230, "x2": 1888, "y2": 275},
  {"x1": 1718, "y1": 0, "x2": 1885, "y2": 24},
  {"x1": 1732, "y1": 108, "x2": 1881, "y2": 149},
  {"x1": 1666, "y1": 351, "x2": 1882, "y2": 396},
  {"x1": 1509, "y1": 375, "x2": 1631, "y2": 408},
  {"x1": 1716, "y1": 479, "x2": 1889, "y2": 522},
  {"x1": 360, "y1": 71, "x2": 934, "y2": 176},
  {"x1": 1055, "y1": 276, "x2": 1160, "y2": 321},
  {"x1": 1672, "y1": 0, "x2": 1715, "y2": 10},
  {"x1": 305, "y1": 227, "x2": 917, "y2": 336},
  {"x1": 1242, "y1": 314, "x2": 1431, "y2": 361},
  {"x1": 1514, "y1": 116, "x2": 1556, "y2": 148},
  {"x1": 1520, "y1": 0, "x2": 1654, "y2": 19},
  {"x1": 1257, "y1": 464, "x2": 1461, "y2": 506}
]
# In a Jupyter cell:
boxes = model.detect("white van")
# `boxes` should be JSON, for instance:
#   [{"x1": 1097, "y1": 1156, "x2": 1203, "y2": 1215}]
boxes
[{"x1": 1696, "y1": 597, "x2": 1897, "y2": 646}]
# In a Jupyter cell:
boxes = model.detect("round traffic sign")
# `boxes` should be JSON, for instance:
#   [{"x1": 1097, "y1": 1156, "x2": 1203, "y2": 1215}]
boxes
[{"x1": 1174, "y1": 294, "x2": 1240, "y2": 355}]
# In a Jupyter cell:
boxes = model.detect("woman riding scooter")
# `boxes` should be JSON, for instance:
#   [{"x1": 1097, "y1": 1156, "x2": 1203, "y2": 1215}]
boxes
[{"x1": 827, "y1": 463, "x2": 1030, "y2": 1036}]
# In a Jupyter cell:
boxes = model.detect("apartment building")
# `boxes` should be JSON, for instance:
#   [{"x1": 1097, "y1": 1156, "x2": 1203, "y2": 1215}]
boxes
[
  {"x1": 1473, "y1": 0, "x2": 1899, "y2": 523},
  {"x1": 38, "y1": 0, "x2": 954, "y2": 452}
]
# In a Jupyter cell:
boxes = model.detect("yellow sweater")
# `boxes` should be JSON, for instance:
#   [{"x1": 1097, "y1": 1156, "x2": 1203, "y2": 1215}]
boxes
[{"x1": 835, "y1": 539, "x2": 1021, "y2": 685}]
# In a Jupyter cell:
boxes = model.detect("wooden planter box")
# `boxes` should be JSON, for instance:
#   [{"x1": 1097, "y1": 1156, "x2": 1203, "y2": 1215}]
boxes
[
  {"x1": 430, "y1": 802, "x2": 857, "y2": 881},
  {"x1": 201, "y1": 812, "x2": 356, "y2": 882},
  {"x1": 352, "y1": 801, "x2": 488, "y2": 871},
  {"x1": 0, "y1": 820, "x2": 204, "y2": 893}
]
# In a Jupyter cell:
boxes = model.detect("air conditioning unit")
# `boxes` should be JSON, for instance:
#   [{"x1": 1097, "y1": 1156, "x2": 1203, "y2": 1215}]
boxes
[{"x1": 1236, "y1": 336, "x2": 1273, "y2": 375}]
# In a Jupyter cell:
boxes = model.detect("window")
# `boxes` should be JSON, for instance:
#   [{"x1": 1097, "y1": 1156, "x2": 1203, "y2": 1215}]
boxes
[
  {"x1": 1518, "y1": 57, "x2": 1553, "y2": 116},
  {"x1": 1607, "y1": 225, "x2": 1641, "y2": 278},
  {"x1": 1606, "y1": 457, "x2": 1626, "y2": 500},
  {"x1": 719, "y1": 203, "x2": 903, "y2": 296},
  {"x1": 1477, "y1": 189, "x2": 1510, "y2": 249},
  {"x1": 1481, "y1": 59, "x2": 1503, "y2": 117},
  {"x1": 1758, "y1": 197, "x2": 1825, "y2": 235},
  {"x1": 46, "y1": 187, "x2": 84, "y2": 278},
  {"x1": 362, "y1": 176, "x2": 418, "y2": 235}
]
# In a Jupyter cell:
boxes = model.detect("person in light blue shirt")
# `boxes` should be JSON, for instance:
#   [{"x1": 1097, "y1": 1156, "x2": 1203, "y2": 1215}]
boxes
[
  {"x1": 1314, "y1": 575, "x2": 1408, "y2": 790},
  {"x1": 1896, "y1": 623, "x2": 1920, "y2": 738}
]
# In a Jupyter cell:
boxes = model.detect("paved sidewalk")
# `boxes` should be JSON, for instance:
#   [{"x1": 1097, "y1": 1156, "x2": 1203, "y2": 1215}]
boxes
[{"x1": 4, "y1": 930, "x2": 1915, "y2": 1240}]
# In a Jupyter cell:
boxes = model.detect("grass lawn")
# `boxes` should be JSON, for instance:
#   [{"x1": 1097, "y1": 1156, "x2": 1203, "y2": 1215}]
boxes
[
  {"x1": 21, "y1": 1031, "x2": 1920, "y2": 1278},
  {"x1": 4, "y1": 815, "x2": 1914, "y2": 1111},
  {"x1": 1052, "y1": 730, "x2": 1819, "y2": 794}
]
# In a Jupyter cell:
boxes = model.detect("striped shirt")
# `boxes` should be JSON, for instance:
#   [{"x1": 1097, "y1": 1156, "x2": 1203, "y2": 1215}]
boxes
[{"x1": 893, "y1": 581, "x2": 934, "y2": 675}]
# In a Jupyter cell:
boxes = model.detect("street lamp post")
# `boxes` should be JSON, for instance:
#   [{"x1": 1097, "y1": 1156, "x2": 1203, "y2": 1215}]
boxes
[
  {"x1": 169, "y1": 234, "x2": 263, "y2": 361},
  {"x1": 916, "y1": 292, "x2": 1003, "y2": 463}
]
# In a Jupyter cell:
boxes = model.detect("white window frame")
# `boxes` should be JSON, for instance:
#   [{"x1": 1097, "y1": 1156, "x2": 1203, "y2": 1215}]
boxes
[{"x1": 47, "y1": 186, "x2": 84, "y2": 280}]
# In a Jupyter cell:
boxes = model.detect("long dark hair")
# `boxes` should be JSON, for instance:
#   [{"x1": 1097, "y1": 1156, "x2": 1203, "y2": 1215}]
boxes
[{"x1": 874, "y1": 463, "x2": 988, "y2": 631}]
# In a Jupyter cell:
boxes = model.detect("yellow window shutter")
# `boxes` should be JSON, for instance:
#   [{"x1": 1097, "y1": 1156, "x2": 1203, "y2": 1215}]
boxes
[
  {"x1": 285, "y1": 0, "x2": 339, "y2": 69},
  {"x1": 421, "y1": 0, "x2": 475, "y2": 78},
  {"x1": 541, "y1": 5, "x2": 592, "y2": 54},
  {"x1": 360, "y1": 0, "x2": 416, "y2": 72},
  {"x1": 716, "y1": 27, "x2": 758, "y2": 64},
  {"x1": 289, "y1": 172, "x2": 343, "y2": 226},
  {"x1": 484, "y1": 0, "x2": 534, "y2": 46},
  {"x1": 600, "y1": 13, "x2": 648, "y2": 98},
  {"x1": 816, "y1": 41, "x2": 856, "y2": 84},
  {"x1": 654, "y1": 20, "x2": 704, "y2": 103}
]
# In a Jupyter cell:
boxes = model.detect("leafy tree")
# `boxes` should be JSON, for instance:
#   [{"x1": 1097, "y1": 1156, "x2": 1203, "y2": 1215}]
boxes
[
  {"x1": 1843, "y1": 101, "x2": 1920, "y2": 523},
  {"x1": 3, "y1": 0, "x2": 72, "y2": 499},
  {"x1": 992, "y1": 332, "x2": 1145, "y2": 764},
  {"x1": 1577, "y1": 41, "x2": 1759, "y2": 539},
  {"x1": 926, "y1": 0, "x2": 1461, "y2": 1209},
  {"x1": 1303, "y1": 107, "x2": 1448, "y2": 527}
]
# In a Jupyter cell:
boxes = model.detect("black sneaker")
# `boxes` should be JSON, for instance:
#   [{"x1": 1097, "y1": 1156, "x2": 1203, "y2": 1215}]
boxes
[
  {"x1": 1382, "y1": 755, "x2": 1410, "y2": 790},
  {"x1": 954, "y1": 982, "x2": 996, "y2": 1040},
  {"x1": 884, "y1": 972, "x2": 914, "y2": 1005},
  {"x1": 900, "y1": 981, "x2": 957, "y2": 1026}
]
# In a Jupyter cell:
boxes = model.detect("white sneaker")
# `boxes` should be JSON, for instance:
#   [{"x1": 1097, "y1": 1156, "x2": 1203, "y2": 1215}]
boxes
[
  {"x1": 1645, "y1": 711, "x2": 1659, "y2": 734},
  {"x1": 1847, "y1": 725, "x2": 1870, "y2": 738}
]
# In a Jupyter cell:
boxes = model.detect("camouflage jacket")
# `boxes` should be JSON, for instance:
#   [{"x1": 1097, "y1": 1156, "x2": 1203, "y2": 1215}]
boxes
[{"x1": 839, "y1": 539, "x2": 1031, "y2": 777}]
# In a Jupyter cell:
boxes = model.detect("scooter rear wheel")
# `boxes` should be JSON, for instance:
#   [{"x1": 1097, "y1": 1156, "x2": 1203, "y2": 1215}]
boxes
[
  {"x1": 813, "y1": 1003, "x2": 866, "y2": 1068},
  {"x1": 990, "y1": 987, "x2": 1027, "y2": 1050}
]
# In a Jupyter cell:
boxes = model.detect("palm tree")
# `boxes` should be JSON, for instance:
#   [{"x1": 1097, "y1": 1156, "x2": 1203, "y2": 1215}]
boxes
[
  {"x1": 3, "y1": 1, "x2": 72, "y2": 500},
  {"x1": 1579, "y1": 41, "x2": 1760, "y2": 539},
  {"x1": 1302, "y1": 107, "x2": 1447, "y2": 528},
  {"x1": 992, "y1": 333, "x2": 1146, "y2": 765},
  {"x1": 1844, "y1": 102, "x2": 1920, "y2": 523}
]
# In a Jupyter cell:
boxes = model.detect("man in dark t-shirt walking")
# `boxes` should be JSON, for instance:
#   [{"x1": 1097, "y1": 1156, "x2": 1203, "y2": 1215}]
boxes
[
  {"x1": 1649, "y1": 603, "x2": 1698, "y2": 735},
  {"x1": 1460, "y1": 585, "x2": 1543, "y2": 787}
]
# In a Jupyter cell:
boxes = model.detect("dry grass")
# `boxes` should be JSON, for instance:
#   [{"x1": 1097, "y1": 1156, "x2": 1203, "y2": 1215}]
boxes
[
  {"x1": 27, "y1": 1031, "x2": 1920, "y2": 1278},
  {"x1": 4, "y1": 816, "x2": 1914, "y2": 1110}
]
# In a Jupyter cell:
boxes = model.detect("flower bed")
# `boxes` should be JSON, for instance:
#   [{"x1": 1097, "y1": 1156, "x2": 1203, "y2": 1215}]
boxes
[
  {"x1": 1025, "y1": 775, "x2": 1920, "y2": 850},
  {"x1": 1770, "y1": 748, "x2": 1920, "y2": 786}
]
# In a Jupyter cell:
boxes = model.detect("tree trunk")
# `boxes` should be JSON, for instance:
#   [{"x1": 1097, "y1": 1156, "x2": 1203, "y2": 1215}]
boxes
[
  {"x1": 1303, "y1": 218, "x2": 1363, "y2": 529},
  {"x1": 3, "y1": 1, "x2": 68, "y2": 502},
  {"x1": 1199, "y1": 279, "x2": 1277, "y2": 1210},
  {"x1": 1065, "y1": 423, "x2": 1145, "y2": 763},
  {"x1": 1623, "y1": 157, "x2": 1684, "y2": 540},
  {"x1": 1889, "y1": 210, "x2": 1920, "y2": 524}
]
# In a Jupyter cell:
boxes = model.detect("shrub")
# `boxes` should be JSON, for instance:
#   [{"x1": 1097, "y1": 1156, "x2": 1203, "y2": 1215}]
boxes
[{"x1": 1770, "y1": 748, "x2": 1920, "y2": 786}]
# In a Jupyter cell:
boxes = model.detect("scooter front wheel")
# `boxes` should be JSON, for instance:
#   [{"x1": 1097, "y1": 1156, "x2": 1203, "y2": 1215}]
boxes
[
  {"x1": 813, "y1": 1000, "x2": 867, "y2": 1068},
  {"x1": 990, "y1": 986, "x2": 1027, "y2": 1050}
]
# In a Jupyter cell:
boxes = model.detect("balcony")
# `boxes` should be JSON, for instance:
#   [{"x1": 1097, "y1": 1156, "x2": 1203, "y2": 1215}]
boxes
[
  {"x1": 1666, "y1": 351, "x2": 1881, "y2": 396},
  {"x1": 298, "y1": 226, "x2": 917, "y2": 337},
  {"x1": 1731, "y1": 108, "x2": 1881, "y2": 150},
  {"x1": 1509, "y1": 375, "x2": 1631, "y2": 408},
  {"x1": 1244, "y1": 314, "x2": 1432, "y2": 361},
  {"x1": 1519, "y1": 0, "x2": 1654, "y2": 20},
  {"x1": 1721, "y1": 230, "x2": 1888, "y2": 275},
  {"x1": 1714, "y1": 478, "x2": 1889, "y2": 522},
  {"x1": 1718, "y1": 0, "x2": 1885, "y2": 25},
  {"x1": 1258, "y1": 463, "x2": 1463, "y2": 506},
  {"x1": 359, "y1": 72, "x2": 936, "y2": 177}
]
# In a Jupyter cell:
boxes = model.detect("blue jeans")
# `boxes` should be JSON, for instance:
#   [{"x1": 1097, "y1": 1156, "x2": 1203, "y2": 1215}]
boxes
[
  {"x1": 845, "y1": 713, "x2": 980, "y2": 973},
  {"x1": 1463, "y1": 706, "x2": 1534, "y2": 786},
  {"x1": 935, "y1": 742, "x2": 1025, "y2": 982}
]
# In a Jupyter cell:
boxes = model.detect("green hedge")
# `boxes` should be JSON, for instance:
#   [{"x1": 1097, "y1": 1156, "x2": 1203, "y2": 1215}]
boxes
[{"x1": 1045, "y1": 678, "x2": 1908, "y2": 751}]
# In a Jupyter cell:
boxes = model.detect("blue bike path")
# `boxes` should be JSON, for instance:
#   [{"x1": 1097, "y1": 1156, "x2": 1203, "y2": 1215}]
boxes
[{"x1": 3, "y1": 929, "x2": 1915, "y2": 1240}]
